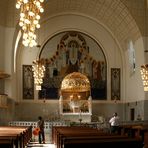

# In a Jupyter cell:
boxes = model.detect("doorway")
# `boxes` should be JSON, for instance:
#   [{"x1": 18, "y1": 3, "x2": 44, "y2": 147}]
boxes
[{"x1": 130, "y1": 108, "x2": 135, "y2": 121}]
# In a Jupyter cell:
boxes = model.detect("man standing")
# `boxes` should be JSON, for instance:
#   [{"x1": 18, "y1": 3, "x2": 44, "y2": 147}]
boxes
[
  {"x1": 37, "y1": 116, "x2": 45, "y2": 144},
  {"x1": 109, "y1": 112, "x2": 120, "y2": 134}
]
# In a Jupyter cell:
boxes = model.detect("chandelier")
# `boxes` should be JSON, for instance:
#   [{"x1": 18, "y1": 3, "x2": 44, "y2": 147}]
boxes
[
  {"x1": 32, "y1": 60, "x2": 45, "y2": 90},
  {"x1": 16, "y1": 0, "x2": 44, "y2": 47},
  {"x1": 141, "y1": 64, "x2": 148, "y2": 91}
]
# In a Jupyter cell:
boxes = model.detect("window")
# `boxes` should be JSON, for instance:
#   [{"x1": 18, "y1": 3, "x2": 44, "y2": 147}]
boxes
[{"x1": 128, "y1": 40, "x2": 136, "y2": 75}]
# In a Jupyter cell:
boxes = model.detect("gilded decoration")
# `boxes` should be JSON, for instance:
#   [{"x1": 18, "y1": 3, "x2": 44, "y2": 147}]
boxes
[
  {"x1": 61, "y1": 72, "x2": 90, "y2": 92},
  {"x1": 59, "y1": 72, "x2": 92, "y2": 114}
]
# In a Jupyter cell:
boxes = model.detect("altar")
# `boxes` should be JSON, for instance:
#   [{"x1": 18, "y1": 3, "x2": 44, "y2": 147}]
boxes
[
  {"x1": 61, "y1": 113, "x2": 91, "y2": 123},
  {"x1": 59, "y1": 72, "x2": 92, "y2": 123}
]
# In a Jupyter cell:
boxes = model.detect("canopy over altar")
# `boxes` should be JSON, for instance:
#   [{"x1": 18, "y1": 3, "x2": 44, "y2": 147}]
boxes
[{"x1": 59, "y1": 72, "x2": 92, "y2": 122}]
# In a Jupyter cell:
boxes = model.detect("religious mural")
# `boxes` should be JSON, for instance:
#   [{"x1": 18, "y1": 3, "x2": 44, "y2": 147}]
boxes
[
  {"x1": 23, "y1": 65, "x2": 34, "y2": 99},
  {"x1": 111, "y1": 68, "x2": 120, "y2": 100},
  {"x1": 38, "y1": 31, "x2": 107, "y2": 100}
]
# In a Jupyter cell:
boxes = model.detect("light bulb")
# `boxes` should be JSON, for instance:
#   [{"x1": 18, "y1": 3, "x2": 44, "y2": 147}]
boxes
[
  {"x1": 23, "y1": 0, "x2": 28, "y2": 4},
  {"x1": 16, "y1": 3, "x2": 20, "y2": 9},
  {"x1": 36, "y1": 1, "x2": 40, "y2": 7},
  {"x1": 19, "y1": 22, "x2": 24, "y2": 27},
  {"x1": 36, "y1": 15, "x2": 40, "y2": 20},
  {"x1": 36, "y1": 24, "x2": 40, "y2": 28},
  {"x1": 29, "y1": 11, "x2": 34, "y2": 16},
  {"x1": 20, "y1": 13, "x2": 25, "y2": 17},
  {"x1": 40, "y1": 8, "x2": 44, "y2": 13},
  {"x1": 33, "y1": 20, "x2": 38, "y2": 25}
]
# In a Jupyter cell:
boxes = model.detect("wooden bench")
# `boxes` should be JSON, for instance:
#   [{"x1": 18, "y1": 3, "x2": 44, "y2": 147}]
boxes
[
  {"x1": 52, "y1": 126, "x2": 143, "y2": 148},
  {"x1": 0, "y1": 126, "x2": 32, "y2": 148},
  {"x1": 63, "y1": 136, "x2": 143, "y2": 148},
  {"x1": 52, "y1": 126, "x2": 106, "y2": 147}
]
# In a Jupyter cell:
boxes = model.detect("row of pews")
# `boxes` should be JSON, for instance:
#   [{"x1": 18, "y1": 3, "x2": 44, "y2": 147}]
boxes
[
  {"x1": 0, "y1": 126, "x2": 32, "y2": 148},
  {"x1": 52, "y1": 126, "x2": 144, "y2": 148},
  {"x1": 119, "y1": 123, "x2": 148, "y2": 148}
]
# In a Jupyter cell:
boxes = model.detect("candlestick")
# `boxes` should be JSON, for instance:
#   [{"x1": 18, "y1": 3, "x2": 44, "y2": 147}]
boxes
[{"x1": 79, "y1": 110, "x2": 82, "y2": 119}]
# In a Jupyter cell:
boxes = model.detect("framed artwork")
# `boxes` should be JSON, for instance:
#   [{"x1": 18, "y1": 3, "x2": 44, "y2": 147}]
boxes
[
  {"x1": 23, "y1": 65, "x2": 34, "y2": 99},
  {"x1": 111, "y1": 68, "x2": 120, "y2": 100}
]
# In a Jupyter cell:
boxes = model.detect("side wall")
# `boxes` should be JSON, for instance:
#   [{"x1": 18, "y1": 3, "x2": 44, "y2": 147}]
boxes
[{"x1": 0, "y1": 14, "x2": 146, "y2": 124}]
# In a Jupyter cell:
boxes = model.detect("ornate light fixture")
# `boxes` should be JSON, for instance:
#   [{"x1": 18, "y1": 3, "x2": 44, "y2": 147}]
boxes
[
  {"x1": 32, "y1": 60, "x2": 45, "y2": 90},
  {"x1": 16, "y1": 0, "x2": 44, "y2": 47},
  {"x1": 141, "y1": 64, "x2": 148, "y2": 91},
  {"x1": 141, "y1": 1, "x2": 148, "y2": 91}
]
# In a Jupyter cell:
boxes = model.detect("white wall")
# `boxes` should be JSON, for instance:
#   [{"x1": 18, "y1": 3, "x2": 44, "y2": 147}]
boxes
[
  {"x1": 19, "y1": 14, "x2": 123, "y2": 101},
  {"x1": 125, "y1": 37, "x2": 145, "y2": 102}
]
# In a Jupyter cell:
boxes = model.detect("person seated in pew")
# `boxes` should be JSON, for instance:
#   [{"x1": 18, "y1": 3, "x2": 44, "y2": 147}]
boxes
[
  {"x1": 109, "y1": 112, "x2": 120, "y2": 134},
  {"x1": 37, "y1": 116, "x2": 45, "y2": 144}
]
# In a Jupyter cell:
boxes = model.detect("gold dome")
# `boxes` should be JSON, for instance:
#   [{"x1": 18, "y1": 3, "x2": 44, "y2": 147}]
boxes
[{"x1": 61, "y1": 72, "x2": 90, "y2": 92}]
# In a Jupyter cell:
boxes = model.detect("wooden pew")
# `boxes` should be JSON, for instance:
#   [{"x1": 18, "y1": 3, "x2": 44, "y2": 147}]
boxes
[
  {"x1": 63, "y1": 136, "x2": 143, "y2": 148},
  {"x1": 0, "y1": 126, "x2": 32, "y2": 148},
  {"x1": 52, "y1": 126, "x2": 143, "y2": 148},
  {"x1": 52, "y1": 126, "x2": 106, "y2": 147},
  {"x1": 53, "y1": 126, "x2": 111, "y2": 148},
  {"x1": 0, "y1": 134, "x2": 20, "y2": 148}
]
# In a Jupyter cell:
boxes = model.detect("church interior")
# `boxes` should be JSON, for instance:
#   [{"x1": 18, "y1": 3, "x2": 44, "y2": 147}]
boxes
[{"x1": 0, "y1": 0, "x2": 148, "y2": 147}]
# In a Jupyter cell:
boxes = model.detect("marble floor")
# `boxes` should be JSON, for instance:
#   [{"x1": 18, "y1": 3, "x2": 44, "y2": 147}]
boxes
[
  {"x1": 27, "y1": 142, "x2": 55, "y2": 148},
  {"x1": 26, "y1": 130, "x2": 56, "y2": 148}
]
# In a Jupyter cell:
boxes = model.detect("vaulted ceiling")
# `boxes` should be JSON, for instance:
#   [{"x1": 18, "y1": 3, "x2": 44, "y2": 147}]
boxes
[{"x1": 0, "y1": 0, "x2": 147, "y2": 50}]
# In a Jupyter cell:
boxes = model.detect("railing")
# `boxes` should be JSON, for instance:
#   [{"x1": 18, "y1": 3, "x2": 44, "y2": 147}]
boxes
[{"x1": 9, "y1": 121, "x2": 68, "y2": 131}]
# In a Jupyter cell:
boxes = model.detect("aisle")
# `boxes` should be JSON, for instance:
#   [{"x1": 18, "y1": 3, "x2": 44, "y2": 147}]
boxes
[
  {"x1": 26, "y1": 142, "x2": 55, "y2": 148},
  {"x1": 26, "y1": 129, "x2": 55, "y2": 148}
]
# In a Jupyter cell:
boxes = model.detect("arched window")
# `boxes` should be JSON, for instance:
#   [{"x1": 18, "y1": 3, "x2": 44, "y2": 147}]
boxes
[{"x1": 128, "y1": 40, "x2": 136, "y2": 75}]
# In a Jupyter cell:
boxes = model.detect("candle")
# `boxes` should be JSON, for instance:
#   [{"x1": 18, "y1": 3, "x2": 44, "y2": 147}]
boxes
[{"x1": 79, "y1": 110, "x2": 82, "y2": 119}]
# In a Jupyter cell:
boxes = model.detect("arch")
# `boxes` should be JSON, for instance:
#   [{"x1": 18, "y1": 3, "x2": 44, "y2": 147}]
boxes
[
  {"x1": 37, "y1": 31, "x2": 107, "y2": 100},
  {"x1": 13, "y1": 7, "x2": 143, "y2": 101},
  {"x1": 14, "y1": 14, "x2": 123, "y2": 101}
]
